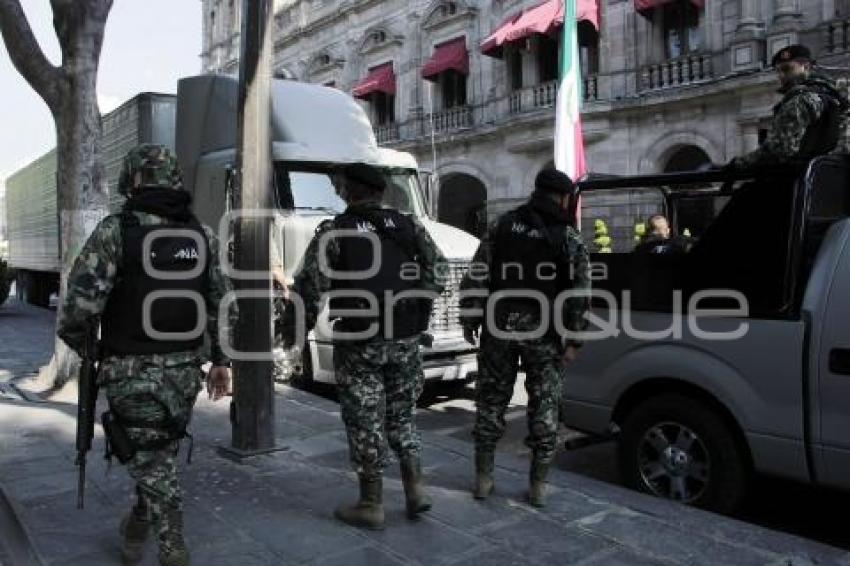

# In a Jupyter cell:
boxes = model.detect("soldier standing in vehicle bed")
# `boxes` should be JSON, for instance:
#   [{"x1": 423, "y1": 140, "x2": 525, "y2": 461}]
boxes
[
  {"x1": 282, "y1": 162, "x2": 446, "y2": 530},
  {"x1": 58, "y1": 145, "x2": 234, "y2": 566},
  {"x1": 460, "y1": 168, "x2": 590, "y2": 507},
  {"x1": 729, "y1": 44, "x2": 850, "y2": 170}
]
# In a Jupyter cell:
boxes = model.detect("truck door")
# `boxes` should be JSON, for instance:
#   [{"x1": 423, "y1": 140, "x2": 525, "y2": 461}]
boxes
[{"x1": 816, "y1": 221, "x2": 850, "y2": 489}]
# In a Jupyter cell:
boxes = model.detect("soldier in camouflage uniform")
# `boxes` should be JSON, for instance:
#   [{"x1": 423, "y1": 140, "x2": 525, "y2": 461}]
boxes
[
  {"x1": 283, "y1": 163, "x2": 445, "y2": 530},
  {"x1": 730, "y1": 44, "x2": 850, "y2": 170},
  {"x1": 58, "y1": 145, "x2": 234, "y2": 565},
  {"x1": 460, "y1": 169, "x2": 590, "y2": 507}
]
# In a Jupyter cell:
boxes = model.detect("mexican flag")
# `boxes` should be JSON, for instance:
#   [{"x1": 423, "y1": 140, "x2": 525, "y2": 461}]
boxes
[{"x1": 554, "y1": 0, "x2": 587, "y2": 227}]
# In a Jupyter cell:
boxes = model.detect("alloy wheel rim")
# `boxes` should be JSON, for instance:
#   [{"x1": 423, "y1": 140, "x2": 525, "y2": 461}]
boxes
[{"x1": 637, "y1": 422, "x2": 710, "y2": 503}]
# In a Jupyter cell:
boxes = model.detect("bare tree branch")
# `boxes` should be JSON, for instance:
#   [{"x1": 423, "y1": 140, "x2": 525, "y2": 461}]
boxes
[{"x1": 0, "y1": 0, "x2": 62, "y2": 112}]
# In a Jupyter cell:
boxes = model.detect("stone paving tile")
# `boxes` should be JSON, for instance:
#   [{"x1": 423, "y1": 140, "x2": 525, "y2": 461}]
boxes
[
  {"x1": 308, "y1": 544, "x2": 408, "y2": 566},
  {"x1": 442, "y1": 547, "x2": 546, "y2": 566},
  {"x1": 481, "y1": 515, "x2": 614, "y2": 565},
  {"x1": 570, "y1": 546, "x2": 671, "y2": 566},
  {"x1": 574, "y1": 509, "x2": 778, "y2": 566},
  {"x1": 359, "y1": 513, "x2": 488, "y2": 565}
]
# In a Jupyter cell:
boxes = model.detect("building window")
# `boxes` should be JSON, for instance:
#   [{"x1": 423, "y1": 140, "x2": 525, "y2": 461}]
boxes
[
  {"x1": 441, "y1": 2, "x2": 457, "y2": 17},
  {"x1": 537, "y1": 26, "x2": 599, "y2": 84},
  {"x1": 578, "y1": 21, "x2": 600, "y2": 76},
  {"x1": 440, "y1": 70, "x2": 467, "y2": 109},
  {"x1": 663, "y1": 1, "x2": 701, "y2": 59},
  {"x1": 538, "y1": 35, "x2": 559, "y2": 84},
  {"x1": 368, "y1": 92, "x2": 395, "y2": 125},
  {"x1": 508, "y1": 48, "x2": 523, "y2": 91}
]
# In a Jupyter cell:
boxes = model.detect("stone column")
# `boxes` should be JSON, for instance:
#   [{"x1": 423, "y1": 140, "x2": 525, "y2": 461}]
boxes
[
  {"x1": 736, "y1": 0, "x2": 763, "y2": 37},
  {"x1": 773, "y1": 0, "x2": 802, "y2": 27},
  {"x1": 730, "y1": 0, "x2": 765, "y2": 72}
]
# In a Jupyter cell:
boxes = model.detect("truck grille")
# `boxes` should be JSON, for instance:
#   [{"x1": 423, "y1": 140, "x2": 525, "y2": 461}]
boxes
[{"x1": 429, "y1": 260, "x2": 468, "y2": 334}]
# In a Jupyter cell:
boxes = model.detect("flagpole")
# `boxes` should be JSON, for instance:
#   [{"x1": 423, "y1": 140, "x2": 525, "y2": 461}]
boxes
[{"x1": 554, "y1": 0, "x2": 586, "y2": 229}]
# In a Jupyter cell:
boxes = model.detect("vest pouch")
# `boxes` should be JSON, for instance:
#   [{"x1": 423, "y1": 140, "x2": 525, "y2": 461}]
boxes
[{"x1": 102, "y1": 410, "x2": 136, "y2": 465}]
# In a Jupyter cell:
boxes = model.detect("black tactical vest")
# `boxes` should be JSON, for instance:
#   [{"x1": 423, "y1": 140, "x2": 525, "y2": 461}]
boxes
[
  {"x1": 787, "y1": 82, "x2": 848, "y2": 160},
  {"x1": 328, "y1": 207, "x2": 423, "y2": 340},
  {"x1": 101, "y1": 212, "x2": 210, "y2": 355},
  {"x1": 490, "y1": 203, "x2": 574, "y2": 323}
]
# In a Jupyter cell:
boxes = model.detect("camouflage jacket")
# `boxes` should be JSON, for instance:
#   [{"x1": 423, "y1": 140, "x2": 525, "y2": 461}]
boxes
[
  {"x1": 459, "y1": 203, "x2": 591, "y2": 344},
  {"x1": 57, "y1": 210, "x2": 236, "y2": 370},
  {"x1": 292, "y1": 201, "x2": 446, "y2": 334},
  {"x1": 736, "y1": 73, "x2": 849, "y2": 169}
]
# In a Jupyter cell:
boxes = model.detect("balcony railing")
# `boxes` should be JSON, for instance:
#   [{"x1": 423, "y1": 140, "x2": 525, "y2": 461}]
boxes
[
  {"x1": 640, "y1": 54, "x2": 713, "y2": 91},
  {"x1": 374, "y1": 123, "x2": 400, "y2": 144},
  {"x1": 508, "y1": 76, "x2": 599, "y2": 114},
  {"x1": 426, "y1": 105, "x2": 474, "y2": 133},
  {"x1": 824, "y1": 18, "x2": 850, "y2": 54}
]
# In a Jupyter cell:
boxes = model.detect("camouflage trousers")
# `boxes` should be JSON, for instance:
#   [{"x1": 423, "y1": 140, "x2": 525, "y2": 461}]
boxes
[
  {"x1": 473, "y1": 332, "x2": 565, "y2": 464},
  {"x1": 334, "y1": 336, "x2": 424, "y2": 479},
  {"x1": 101, "y1": 355, "x2": 203, "y2": 556}
]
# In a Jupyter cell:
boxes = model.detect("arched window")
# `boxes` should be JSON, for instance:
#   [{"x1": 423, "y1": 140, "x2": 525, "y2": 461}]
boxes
[{"x1": 438, "y1": 173, "x2": 488, "y2": 237}]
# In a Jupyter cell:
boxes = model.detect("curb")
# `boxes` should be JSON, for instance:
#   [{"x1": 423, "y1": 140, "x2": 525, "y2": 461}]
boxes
[{"x1": 0, "y1": 480, "x2": 46, "y2": 566}]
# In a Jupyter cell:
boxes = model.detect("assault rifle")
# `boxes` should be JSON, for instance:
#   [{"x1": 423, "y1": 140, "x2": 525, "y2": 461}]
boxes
[{"x1": 75, "y1": 324, "x2": 100, "y2": 509}]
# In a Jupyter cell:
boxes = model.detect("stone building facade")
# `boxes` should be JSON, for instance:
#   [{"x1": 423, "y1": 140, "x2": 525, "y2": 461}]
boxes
[{"x1": 200, "y1": 0, "x2": 850, "y2": 246}]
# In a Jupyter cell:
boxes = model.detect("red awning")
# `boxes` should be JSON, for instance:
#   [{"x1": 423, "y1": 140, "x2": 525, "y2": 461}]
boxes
[
  {"x1": 480, "y1": 0, "x2": 599, "y2": 58},
  {"x1": 352, "y1": 62, "x2": 395, "y2": 99},
  {"x1": 634, "y1": 0, "x2": 704, "y2": 16},
  {"x1": 480, "y1": 12, "x2": 525, "y2": 58},
  {"x1": 422, "y1": 37, "x2": 469, "y2": 82}
]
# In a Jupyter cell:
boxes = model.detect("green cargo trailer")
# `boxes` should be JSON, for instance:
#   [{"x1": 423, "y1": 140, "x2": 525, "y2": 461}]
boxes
[{"x1": 5, "y1": 93, "x2": 176, "y2": 307}]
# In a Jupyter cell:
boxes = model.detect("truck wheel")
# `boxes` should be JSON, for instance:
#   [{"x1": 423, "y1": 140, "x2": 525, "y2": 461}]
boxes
[{"x1": 618, "y1": 394, "x2": 749, "y2": 514}]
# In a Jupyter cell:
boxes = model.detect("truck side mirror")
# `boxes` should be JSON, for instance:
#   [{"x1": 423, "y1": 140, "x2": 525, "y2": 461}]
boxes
[{"x1": 419, "y1": 170, "x2": 438, "y2": 218}]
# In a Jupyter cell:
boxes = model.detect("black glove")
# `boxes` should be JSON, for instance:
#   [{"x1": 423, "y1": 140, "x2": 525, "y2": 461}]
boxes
[{"x1": 463, "y1": 326, "x2": 479, "y2": 346}]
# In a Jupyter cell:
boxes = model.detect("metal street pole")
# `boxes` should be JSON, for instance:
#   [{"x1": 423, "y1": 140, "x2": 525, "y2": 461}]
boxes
[{"x1": 230, "y1": 0, "x2": 275, "y2": 453}]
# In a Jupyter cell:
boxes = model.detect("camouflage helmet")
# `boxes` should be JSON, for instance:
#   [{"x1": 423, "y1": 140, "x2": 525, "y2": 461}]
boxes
[{"x1": 118, "y1": 144, "x2": 184, "y2": 195}]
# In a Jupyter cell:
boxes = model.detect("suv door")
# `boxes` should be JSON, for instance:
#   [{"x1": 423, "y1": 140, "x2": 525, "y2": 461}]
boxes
[{"x1": 814, "y1": 220, "x2": 850, "y2": 489}]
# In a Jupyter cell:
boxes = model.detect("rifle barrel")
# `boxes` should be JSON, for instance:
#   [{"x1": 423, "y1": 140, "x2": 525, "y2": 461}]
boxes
[{"x1": 77, "y1": 459, "x2": 86, "y2": 510}]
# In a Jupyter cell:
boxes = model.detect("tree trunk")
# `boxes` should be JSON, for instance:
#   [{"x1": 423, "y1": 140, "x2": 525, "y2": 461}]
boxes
[
  {"x1": 0, "y1": 0, "x2": 112, "y2": 386},
  {"x1": 51, "y1": 0, "x2": 111, "y2": 385}
]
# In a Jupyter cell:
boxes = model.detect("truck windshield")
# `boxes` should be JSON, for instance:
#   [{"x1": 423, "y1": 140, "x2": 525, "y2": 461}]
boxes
[{"x1": 274, "y1": 165, "x2": 425, "y2": 217}]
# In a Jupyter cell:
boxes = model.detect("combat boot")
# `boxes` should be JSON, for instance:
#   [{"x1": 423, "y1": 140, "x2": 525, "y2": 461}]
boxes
[
  {"x1": 334, "y1": 474, "x2": 385, "y2": 530},
  {"x1": 529, "y1": 457, "x2": 551, "y2": 508},
  {"x1": 119, "y1": 504, "x2": 151, "y2": 564},
  {"x1": 473, "y1": 450, "x2": 495, "y2": 500},
  {"x1": 400, "y1": 457, "x2": 432, "y2": 519},
  {"x1": 158, "y1": 508, "x2": 189, "y2": 566}
]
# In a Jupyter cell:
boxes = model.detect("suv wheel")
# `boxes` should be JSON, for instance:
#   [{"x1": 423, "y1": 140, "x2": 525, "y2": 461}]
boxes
[{"x1": 618, "y1": 393, "x2": 749, "y2": 514}]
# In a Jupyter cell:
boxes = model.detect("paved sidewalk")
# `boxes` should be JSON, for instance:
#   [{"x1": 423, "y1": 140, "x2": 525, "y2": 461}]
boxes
[
  {"x1": 4, "y1": 386, "x2": 850, "y2": 566},
  {"x1": 2, "y1": 298, "x2": 850, "y2": 565}
]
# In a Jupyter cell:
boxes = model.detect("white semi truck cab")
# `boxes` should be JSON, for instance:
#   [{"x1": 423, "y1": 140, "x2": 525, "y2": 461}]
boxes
[{"x1": 175, "y1": 74, "x2": 479, "y2": 385}]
